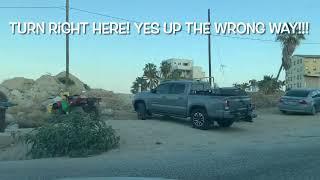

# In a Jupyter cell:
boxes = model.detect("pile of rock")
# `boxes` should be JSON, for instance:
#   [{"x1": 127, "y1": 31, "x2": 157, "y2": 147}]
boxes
[{"x1": 0, "y1": 72, "x2": 133, "y2": 129}]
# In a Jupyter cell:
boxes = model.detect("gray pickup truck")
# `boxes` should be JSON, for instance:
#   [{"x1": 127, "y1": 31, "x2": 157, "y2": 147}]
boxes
[{"x1": 133, "y1": 80, "x2": 256, "y2": 130}]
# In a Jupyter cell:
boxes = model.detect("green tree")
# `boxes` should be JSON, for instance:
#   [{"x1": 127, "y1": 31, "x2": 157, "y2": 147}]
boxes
[
  {"x1": 131, "y1": 77, "x2": 148, "y2": 94},
  {"x1": 169, "y1": 69, "x2": 184, "y2": 80},
  {"x1": 249, "y1": 79, "x2": 258, "y2": 91},
  {"x1": 276, "y1": 25, "x2": 305, "y2": 80},
  {"x1": 143, "y1": 63, "x2": 159, "y2": 89},
  {"x1": 258, "y1": 75, "x2": 283, "y2": 94},
  {"x1": 240, "y1": 83, "x2": 250, "y2": 91},
  {"x1": 160, "y1": 61, "x2": 172, "y2": 80}
]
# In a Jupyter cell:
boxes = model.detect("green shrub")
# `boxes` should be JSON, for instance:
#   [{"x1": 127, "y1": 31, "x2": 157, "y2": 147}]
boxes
[{"x1": 24, "y1": 112, "x2": 120, "y2": 158}]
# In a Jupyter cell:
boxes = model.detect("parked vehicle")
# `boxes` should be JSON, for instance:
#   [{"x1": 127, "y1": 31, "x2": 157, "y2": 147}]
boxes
[
  {"x1": 48, "y1": 94, "x2": 101, "y2": 115},
  {"x1": 133, "y1": 80, "x2": 256, "y2": 130},
  {"x1": 0, "y1": 91, "x2": 16, "y2": 132},
  {"x1": 278, "y1": 88, "x2": 320, "y2": 115}
]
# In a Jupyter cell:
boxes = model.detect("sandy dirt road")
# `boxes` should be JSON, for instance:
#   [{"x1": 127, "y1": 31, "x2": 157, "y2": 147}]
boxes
[
  {"x1": 108, "y1": 108, "x2": 320, "y2": 155},
  {"x1": 0, "y1": 108, "x2": 320, "y2": 180}
]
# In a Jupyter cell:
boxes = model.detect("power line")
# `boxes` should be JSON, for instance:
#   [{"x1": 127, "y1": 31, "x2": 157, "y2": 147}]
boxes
[
  {"x1": 69, "y1": 7, "x2": 320, "y2": 45},
  {"x1": 212, "y1": 34, "x2": 274, "y2": 42},
  {"x1": 70, "y1": 7, "x2": 139, "y2": 23},
  {"x1": 0, "y1": 6, "x2": 64, "y2": 9},
  {"x1": 212, "y1": 34, "x2": 320, "y2": 45}
]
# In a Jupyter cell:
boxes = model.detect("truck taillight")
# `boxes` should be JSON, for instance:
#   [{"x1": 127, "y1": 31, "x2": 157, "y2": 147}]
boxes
[{"x1": 224, "y1": 100, "x2": 230, "y2": 110}]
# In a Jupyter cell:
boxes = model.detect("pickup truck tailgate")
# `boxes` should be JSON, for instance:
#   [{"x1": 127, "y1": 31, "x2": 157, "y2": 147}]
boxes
[{"x1": 226, "y1": 96, "x2": 252, "y2": 112}]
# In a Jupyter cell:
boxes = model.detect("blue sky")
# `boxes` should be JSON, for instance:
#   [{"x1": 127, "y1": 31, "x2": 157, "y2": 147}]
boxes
[{"x1": 0, "y1": 0, "x2": 319, "y2": 93}]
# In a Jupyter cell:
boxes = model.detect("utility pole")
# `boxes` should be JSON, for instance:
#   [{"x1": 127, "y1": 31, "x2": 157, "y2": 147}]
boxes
[
  {"x1": 208, "y1": 9, "x2": 213, "y2": 86},
  {"x1": 66, "y1": 0, "x2": 70, "y2": 85}
]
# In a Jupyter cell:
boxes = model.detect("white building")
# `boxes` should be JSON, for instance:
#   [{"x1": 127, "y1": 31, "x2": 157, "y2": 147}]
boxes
[
  {"x1": 192, "y1": 66, "x2": 206, "y2": 80},
  {"x1": 162, "y1": 58, "x2": 206, "y2": 79}
]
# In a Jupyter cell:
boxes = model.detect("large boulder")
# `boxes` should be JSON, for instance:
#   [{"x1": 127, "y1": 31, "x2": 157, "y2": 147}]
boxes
[
  {"x1": 0, "y1": 86, "x2": 10, "y2": 97},
  {"x1": 0, "y1": 91, "x2": 7, "y2": 101},
  {"x1": 86, "y1": 89, "x2": 133, "y2": 111},
  {"x1": 55, "y1": 72, "x2": 87, "y2": 95},
  {"x1": 1, "y1": 77, "x2": 34, "y2": 92},
  {"x1": 30, "y1": 75, "x2": 64, "y2": 103}
]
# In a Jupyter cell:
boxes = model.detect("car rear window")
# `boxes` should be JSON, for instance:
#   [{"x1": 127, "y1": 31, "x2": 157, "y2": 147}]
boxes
[{"x1": 285, "y1": 90, "x2": 311, "y2": 97}]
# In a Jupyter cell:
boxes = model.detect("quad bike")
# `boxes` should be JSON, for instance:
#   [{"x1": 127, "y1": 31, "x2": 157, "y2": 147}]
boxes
[{"x1": 48, "y1": 94, "x2": 101, "y2": 116}]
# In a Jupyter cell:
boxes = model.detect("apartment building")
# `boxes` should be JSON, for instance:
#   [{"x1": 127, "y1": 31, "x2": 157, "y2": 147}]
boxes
[
  {"x1": 192, "y1": 66, "x2": 206, "y2": 80},
  {"x1": 162, "y1": 58, "x2": 206, "y2": 79},
  {"x1": 286, "y1": 55, "x2": 320, "y2": 89}
]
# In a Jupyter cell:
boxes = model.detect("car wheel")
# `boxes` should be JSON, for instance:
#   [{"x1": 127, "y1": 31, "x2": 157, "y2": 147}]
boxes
[
  {"x1": 191, "y1": 108, "x2": 210, "y2": 130},
  {"x1": 217, "y1": 119, "x2": 234, "y2": 128},
  {"x1": 281, "y1": 110, "x2": 287, "y2": 114},
  {"x1": 136, "y1": 103, "x2": 147, "y2": 120}
]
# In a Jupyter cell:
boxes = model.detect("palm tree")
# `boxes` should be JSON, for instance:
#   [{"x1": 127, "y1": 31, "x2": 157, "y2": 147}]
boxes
[
  {"x1": 160, "y1": 61, "x2": 172, "y2": 80},
  {"x1": 131, "y1": 77, "x2": 148, "y2": 94},
  {"x1": 240, "y1": 83, "x2": 250, "y2": 91},
  {"x1": 249, "y1": 79, "x2": 258, "y2": 91},
  {"x1": 169, "y1": 69, "x2": 184, "y2": 80},
  {"x1": 258, "y1": 75, "x2": 283, "y2": 94},
  {"x1": 143, "y1": 63, "x2": 159, "y2": 90},
  {"x1": 276, "y1": 24, "x2": 305, "y2": 80}
]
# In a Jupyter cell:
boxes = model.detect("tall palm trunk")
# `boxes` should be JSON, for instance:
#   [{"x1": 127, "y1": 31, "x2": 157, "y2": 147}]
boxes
[{"x1": 276, "y1": 63, "x2": 283, "y2": 80}]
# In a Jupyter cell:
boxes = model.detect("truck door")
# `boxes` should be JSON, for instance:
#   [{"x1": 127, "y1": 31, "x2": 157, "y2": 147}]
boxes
[
  {"x1": 166, "y1": 83, "x2": 188, "y2": 116},
  {"x1": 149, "y1": 83, "x2": 172, "y2": 113}
]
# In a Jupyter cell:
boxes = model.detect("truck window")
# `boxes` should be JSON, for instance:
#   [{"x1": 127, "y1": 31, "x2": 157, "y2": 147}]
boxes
[
  {"x1": 191, "y1": 84, "x2": 204, "y2": 91},
  {"x1": 170, "y1": 84, "x2": 186, "y2": 94},
  {"x1": 191, "y1": 83, "x2": 211, "y2": 91},
  {"x1": 156, "y1": 83, "x2": 171, "y2": 94}
]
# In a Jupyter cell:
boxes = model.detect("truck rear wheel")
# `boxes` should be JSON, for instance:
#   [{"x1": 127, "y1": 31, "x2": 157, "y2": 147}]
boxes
[
  {"x1": 191, "y1": 108, "x2": 210, "y2": 130},
  {"x1": 136, "y1": 102, "x2": 147, "y2": 120},
  {"x1": 217, "y1": 119, "x2": 234, "y2": 128}
]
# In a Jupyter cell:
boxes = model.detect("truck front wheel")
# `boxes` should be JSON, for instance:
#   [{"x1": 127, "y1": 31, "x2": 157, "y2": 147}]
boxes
[
  {"x1": 136, "y1": 102, "x2": 147, "y2": 120},
  {"x1": 191, "y1": 108, "x2": 210, "y2": 130}
]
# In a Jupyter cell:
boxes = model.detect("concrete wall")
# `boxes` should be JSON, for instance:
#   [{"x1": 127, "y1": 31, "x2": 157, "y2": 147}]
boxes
[{"x1": 305, "y1": 76, "x2": 320, "y2": 88}]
